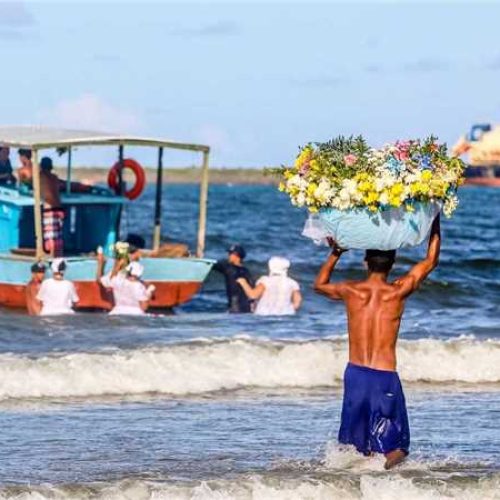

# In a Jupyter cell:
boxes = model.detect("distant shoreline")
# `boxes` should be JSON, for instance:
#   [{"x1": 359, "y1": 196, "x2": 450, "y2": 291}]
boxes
[{"x1": 54, "y1": 167, "x2": 280, "y2": 185}]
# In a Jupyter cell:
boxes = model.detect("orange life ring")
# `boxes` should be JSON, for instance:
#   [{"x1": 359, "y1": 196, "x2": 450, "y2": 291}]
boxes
[{"x1": 107, "y1": 158, "x2": 146, "y2": 200}]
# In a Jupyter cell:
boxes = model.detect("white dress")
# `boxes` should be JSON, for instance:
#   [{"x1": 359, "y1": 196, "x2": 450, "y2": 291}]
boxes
[
  {"x1": 100, "y1": 273, "x2": 148, "y2": 315},
  {"x1": 37, "y1": 278, "x2": 79, "y2": 316},
  {"x1": 254, "y1": 275, "x2": 300, "y2": 316}
]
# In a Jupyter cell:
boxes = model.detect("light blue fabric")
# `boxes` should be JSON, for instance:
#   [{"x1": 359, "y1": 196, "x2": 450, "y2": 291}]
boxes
[{"x1": 302, "y1": 202, "x2": 441, "y2": 250}]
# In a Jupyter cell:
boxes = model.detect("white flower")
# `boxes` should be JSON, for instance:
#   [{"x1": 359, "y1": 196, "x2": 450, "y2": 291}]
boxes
[
  {"x1": 379, "y1": 192, "x2": 389, "y2": 205},
  {"x1": 443, "y1": 195, "x2": 459, "y2": 217},
  {"x1": 296, "y1": 192, "x2": 306, "y2": 207}
]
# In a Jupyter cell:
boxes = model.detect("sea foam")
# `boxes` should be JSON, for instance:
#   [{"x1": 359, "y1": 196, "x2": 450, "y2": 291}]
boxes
[{"x1": 0, "y1": 337, "x2": 498, "y2": 400}]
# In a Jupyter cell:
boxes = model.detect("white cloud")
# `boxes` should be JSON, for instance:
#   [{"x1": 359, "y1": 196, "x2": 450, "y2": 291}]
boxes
[{"x1": 38, "y1": 94, "x2": 142, "y2": 133}]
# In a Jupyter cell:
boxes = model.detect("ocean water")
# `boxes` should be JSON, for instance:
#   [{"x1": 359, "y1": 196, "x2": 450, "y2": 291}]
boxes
[{"x1": 0, "y1": 185, "x2": 498, "y2": 499}]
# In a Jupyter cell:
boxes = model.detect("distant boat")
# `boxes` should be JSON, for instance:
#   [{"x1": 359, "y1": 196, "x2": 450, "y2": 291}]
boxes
[
  {"x1": 452, "y1": 124, "x2": 500, "y2": 187},
  {"x1": 0, "y1": 126, "x2": 214, "y2": 312}
]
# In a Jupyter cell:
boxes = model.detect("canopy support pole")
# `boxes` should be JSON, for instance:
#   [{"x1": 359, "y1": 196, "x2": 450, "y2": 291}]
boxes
[
  {"x1": 153, "y1": 147, "x2": 164, "y2": 251},
  {"x1": 32, "y1": 149, "x2": 45, "y2": 259},
  {"x1": 115, "y1": 145, "x2": 124, "y2": 241},
  {"x1": 66, "y1": 147, "x2": 72, "y2": 194},
  {"x1": 196, "y1": 150, "x2": 210, "y2": 258}
]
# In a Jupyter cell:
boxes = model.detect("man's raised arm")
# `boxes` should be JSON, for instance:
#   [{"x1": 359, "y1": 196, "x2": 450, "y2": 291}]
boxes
[
  {"x1": 397, "y1": 214, "x2": 441, "y2": 296},
  {"x1": 314, "y1": 239, "x2": 349, "y2": 300}
]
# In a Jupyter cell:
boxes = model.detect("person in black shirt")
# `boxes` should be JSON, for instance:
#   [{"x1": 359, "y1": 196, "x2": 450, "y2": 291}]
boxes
[
  {"x1": 0, "y1": 147, "x2": 15, "y2": 186},
  {"x1": 213, "y1": 244, "x2": 254, "y2": 313}
]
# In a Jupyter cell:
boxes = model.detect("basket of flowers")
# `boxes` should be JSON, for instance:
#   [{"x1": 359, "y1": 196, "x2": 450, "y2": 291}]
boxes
[{"x1": 276, "y1": 136, "x2": 465, "y2": 250}]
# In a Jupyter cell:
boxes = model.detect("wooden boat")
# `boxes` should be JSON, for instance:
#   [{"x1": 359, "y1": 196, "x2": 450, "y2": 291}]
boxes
[
  {"x1": 453, "y1": 124, "x2": 500, "y2": 187},
  {"x1": 0, "y1": 126, "x2": 214, "y2": 312}
]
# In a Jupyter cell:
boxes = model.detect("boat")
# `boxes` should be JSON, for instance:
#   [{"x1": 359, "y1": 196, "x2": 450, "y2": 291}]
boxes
[
  {"x1": 452, "y1": 124, "x2": 500, "y2": 187},
  {"x1": 0, "y1": 126, "x2": 214, "y2": 312}
]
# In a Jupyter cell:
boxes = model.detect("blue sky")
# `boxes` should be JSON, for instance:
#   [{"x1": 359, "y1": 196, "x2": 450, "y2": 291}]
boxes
[{"x1": 1, "y1": 1, "x2": 500, "y2": 166}]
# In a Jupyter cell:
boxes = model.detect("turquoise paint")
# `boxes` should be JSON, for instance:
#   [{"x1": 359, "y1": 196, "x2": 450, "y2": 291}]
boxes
[
  {"x1": 0, "y1": 186, "x2": 126, "y2": 255},
  {"x1": 0, "y1": 254, "x2": 215, "y2": 285}
]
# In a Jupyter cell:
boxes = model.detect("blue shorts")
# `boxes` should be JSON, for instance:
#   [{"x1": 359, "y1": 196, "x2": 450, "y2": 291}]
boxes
[{"x1": 338, "y1": 363, "x2": 410, "y2": 455}]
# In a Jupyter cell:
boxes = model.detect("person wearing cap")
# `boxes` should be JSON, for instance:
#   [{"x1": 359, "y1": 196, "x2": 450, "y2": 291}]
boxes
[
  {"x1": 237, "y1": 256, "x2": 302, "y2": 316},
  {"x1": 25, "y1": 261, "x2": 46, "y2": 315},
  {"x1": 213, "y1": 244, "x2": 254, "y2": 313},
  {"x1": 36, "y1": 258, "x2": 79, "y2": 315},
  {"x1": 98, "y1": 257, "x2": 154, "y2": 315}
]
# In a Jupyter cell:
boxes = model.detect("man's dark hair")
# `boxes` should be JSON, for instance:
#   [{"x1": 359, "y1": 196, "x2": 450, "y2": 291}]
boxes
[
  {"x1": 40, "y1": 156, "x2": 53, "y2": 171},
  {"x1": 126, "y1": 233, "x2": 146, "y2": 250},
  {"x1": 365, "y1": 249, "x2": 396, "y2": 273},
  {"x1": 18, "y1": 148, "x2": 32, "y2": 159}
]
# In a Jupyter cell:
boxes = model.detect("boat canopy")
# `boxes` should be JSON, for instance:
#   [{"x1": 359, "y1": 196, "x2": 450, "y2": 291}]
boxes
[{"x1": 0, "y1": 126, "x2": 209, "y2": 153}]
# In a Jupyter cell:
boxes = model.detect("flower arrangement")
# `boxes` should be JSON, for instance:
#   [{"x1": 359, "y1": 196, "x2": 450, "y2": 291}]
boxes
[{"x1": 277, "y1": 136, "x2": 465, "y2": 218}]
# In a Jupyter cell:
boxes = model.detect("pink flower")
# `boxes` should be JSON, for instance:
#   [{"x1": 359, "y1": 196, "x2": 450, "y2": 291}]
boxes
[
  {"x1": 299, "y1": 162, "x2": 310, "y2": 175},
  {"x1": 344, "y1": 154, "x2": 357, "y2": 166}
]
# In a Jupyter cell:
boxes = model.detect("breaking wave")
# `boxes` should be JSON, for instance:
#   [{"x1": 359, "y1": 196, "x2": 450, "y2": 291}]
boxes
[
  {"x1": 0, "y1": 336, "x2": 499, "y2": 400},
  {"x1": 0, "y1": 471, "x2": 498, "y2": 500}
]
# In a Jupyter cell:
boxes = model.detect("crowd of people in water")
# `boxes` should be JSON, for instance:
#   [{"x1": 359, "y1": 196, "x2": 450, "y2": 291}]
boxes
[
  {"x1": 2, "y1": 146, "x2": 303, "y2": 317},
  {"x1": 24, "y1": 240, "x2": 302, "y2": 317}
]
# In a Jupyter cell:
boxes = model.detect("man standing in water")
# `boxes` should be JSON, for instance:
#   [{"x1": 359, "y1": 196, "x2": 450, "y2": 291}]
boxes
[
  {"x1": 314, "y1": 216, "x2": 441, "y2": 469},
  {"x1": 213, "y1": 244, "x2": 254, "y2": 313}
]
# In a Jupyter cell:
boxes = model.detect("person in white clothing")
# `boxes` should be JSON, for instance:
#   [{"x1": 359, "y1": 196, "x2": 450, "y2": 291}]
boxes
[
  {"x1": 237, "y1": 256, "x2": 302, "y2": 316},
  {"x1": 37, "y1": 258, "x2": 79, "y2": 315},
  {"x1": 99, "y1": 260, "x2": 154, "y2": 315}
]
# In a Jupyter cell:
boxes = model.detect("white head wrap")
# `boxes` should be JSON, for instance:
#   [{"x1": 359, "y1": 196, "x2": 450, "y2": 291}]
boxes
[
  {"x1": 268, "y1": 256, "x2": 290, "y2": 276},
  {"x1": 50, "y1": 258, "x2": 67, "y2": 274},
  {"x1": 126, "y1": 261, "x2": 144, "y2": 278}
]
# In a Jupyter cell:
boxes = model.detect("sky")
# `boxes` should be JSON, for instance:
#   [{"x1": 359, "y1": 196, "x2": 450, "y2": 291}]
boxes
[{"x1": 1, "y1": 1, "x2": 500, "y2": 167}]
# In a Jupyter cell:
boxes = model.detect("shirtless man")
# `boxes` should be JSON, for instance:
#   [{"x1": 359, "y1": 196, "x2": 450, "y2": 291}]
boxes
[
  {"x1": 25, "y1": 262, "x2": 46, "y2": 315},
  {"x1": 39, "y1": 157, "x2": 64, "y2": 257},
  {"x1": 18, "y1": 153, "x2": 64, "y2": 256},
  {"x1": 314, "y1": 215, "x2": 441, "y2": 469}
]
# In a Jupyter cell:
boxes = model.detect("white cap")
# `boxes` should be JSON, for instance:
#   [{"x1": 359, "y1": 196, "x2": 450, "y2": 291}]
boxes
[
  {"x1": 268, "y1": 256, "x2": 290, "y2": 276},
  {"x1": 50, "y1": 258, "x2": 67, "y2": 274},
  {"x1": 126, "y1": 261, "x2": 144, "y2": 278}
]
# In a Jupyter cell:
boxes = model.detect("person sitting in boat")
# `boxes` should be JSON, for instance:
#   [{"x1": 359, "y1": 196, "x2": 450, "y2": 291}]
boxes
[
  {"x1": 98, "y1": 257, "x2": 155, "y2": 315},
  {"x1": 25, "y1": 261, "x2": 46, "y2": 315},
  {"x1": 37, "y1": 258, "x2": 79, "y2": 316},
  {"x1": 213, "y1": 244, "x2": 254, "y2": 313},
  {"x1": 237, "y1": 256, "x2": 302, "y2": 316},
  {"x1": 0, "y1": 147, "x2": 15, "y2": 186}
]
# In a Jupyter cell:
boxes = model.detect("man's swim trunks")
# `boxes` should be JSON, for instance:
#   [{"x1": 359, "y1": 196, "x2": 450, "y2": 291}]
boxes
[
  {"x1": 338, "y1": 362, "x2": 410, "y2": 455},
  {"x1": 42, "y1": 207, "x2": 65, "y2": 257}
]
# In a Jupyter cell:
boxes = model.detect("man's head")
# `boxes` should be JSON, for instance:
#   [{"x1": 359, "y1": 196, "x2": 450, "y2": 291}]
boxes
[
  {"x1": 0, "y1": 147, "x2": 9, "y2": 162},
  {"x1": 30, "y1": 262, "x2": 46, "y2": 282},
  {"x1": 126, "y1": 234, "x2": 145, "y2": 261},
  {"x1": 40, "y1": 156, "x2": 53, "y2": 172},
  {"x1": 364, "y1": 249, "x2": 396, "y2": 274},
  {"x1": 18, "y1": 148, "x2": 32, "y2": 161},
  {"x1": 228, "y1": 244, "x2": 246, "y2": 265}
]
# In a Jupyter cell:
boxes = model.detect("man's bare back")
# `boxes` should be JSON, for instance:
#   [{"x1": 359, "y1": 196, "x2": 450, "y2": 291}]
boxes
[
  {"x1": 314, "y1": 216, "x2": 441, "y2": 372},
  {"x1": 340, "y1": 278, "x2": 406, "y2": 370}
]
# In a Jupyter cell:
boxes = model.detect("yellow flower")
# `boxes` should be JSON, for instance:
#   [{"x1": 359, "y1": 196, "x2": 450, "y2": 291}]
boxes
[
  {"x1": 421, "y1": 170, "x2": 432, "y2": 182},
  {"x1": 307, "y1": 183, "x2": 318, "y2": 196},
  {"x1": 390, "y1": 183, "x2": 404, "y2": 197},
  {"x1": 405, "y1": 204, "x2": 415, "y2": 212}
]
